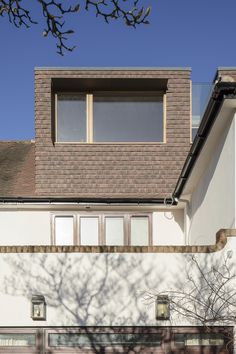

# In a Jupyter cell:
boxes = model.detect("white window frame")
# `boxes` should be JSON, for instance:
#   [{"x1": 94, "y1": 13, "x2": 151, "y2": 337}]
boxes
[{"x1": 51, "y1": 215, "x2": 77, "y2": 245}]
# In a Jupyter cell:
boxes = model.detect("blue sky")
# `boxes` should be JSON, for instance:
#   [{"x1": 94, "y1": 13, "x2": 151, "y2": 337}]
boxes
[{"x1": 1, "y1": 0, "x2": 236, "y2": 140}]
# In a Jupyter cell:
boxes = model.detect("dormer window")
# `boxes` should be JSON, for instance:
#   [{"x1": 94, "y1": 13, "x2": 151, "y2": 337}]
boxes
[
  {"x1": 56, "y1": 94, "x2": 86, "y2": 142},
  {"x1": 55, "y1": 92, "x2": 164, "y2": 143}
]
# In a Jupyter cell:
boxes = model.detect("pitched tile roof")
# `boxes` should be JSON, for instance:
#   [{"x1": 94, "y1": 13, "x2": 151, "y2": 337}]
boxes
[{"x1": 0, "y1": 141, "x2": 35, "y2": 197}]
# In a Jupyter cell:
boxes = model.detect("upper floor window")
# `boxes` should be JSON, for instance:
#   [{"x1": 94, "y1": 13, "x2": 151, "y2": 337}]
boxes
[
  {"x1": 52, "y1": 213, "x2": 151, "y2": 246},
  {"x1": 56, "y1": 93, "x2": 164, "y2": 143},
  {"x1": 56, "y1": 94, "x2": 86, "y2": 142}
]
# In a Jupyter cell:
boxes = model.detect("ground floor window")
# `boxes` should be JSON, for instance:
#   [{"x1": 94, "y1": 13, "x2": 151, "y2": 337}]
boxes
[
  {"x1": 0, "y1": 327, "x2": 232, "y2": 354},
  {"x1": 0, "y1": 329, "x2": 39, "y2": 353},
  {"x1": 0, "y1": 333, "x2": 35, "y2": 347},
  {"x1": 174, "y1": 333, "x2": 226, "y2": 347},
  {"x1": 48, "y1": 332, "x2": 162, "y2": 347}
]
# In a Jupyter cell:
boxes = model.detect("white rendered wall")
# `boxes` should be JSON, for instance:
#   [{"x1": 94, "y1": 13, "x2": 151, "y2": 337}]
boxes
[
  {"x1": 0, "y1": 237, "x2": 234, "y2": 327},
  {"x1": 0, "y1": 209, "x2": 185, "y2": 246},
  {"x1": 188, "y1": 115, "x2": 236, "y2": 245},
  {"x1": 0, "y1": 211, "x2": 51, "y2": 245},
  {"x1": 152, "y1": 210, "x2": 185, "y2": 245}
]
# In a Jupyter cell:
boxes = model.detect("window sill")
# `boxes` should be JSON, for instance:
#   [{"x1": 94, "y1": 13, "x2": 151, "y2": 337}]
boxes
[{"x1": 54, "y1": 141, "x2": 167, "y2": 145}]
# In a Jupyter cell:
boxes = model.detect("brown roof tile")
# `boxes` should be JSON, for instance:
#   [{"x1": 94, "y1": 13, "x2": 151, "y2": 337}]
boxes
[{"x1": 0, "y1": 141, "x2": 35, "y2": 197}]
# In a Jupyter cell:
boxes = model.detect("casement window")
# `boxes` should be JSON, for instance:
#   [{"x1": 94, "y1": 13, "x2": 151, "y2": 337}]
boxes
[
  {"x1": 0, "y1": 328, "x2": 230, "y2": 353},
  {"x1": 52, "y1": 214, "x2": 152, "y2": 246},
  {"x1": 174, "y1": 333, "x2": 225, "y2": 347},
  {"x1": 48, "y1": 332, "x2": 162, "y2": 348},
  {"x1": 0, "y1": 333, "x2": 36, "y2": 347},
  {"x1": 0, "y1": 329, "x2": 39, "y2": 353},
  {"x1": 55, "y1": 93, "x2": 164, "y2": 143},
  {"x1": 54, "y1": 215, "x2": 75, "y2": 245}
]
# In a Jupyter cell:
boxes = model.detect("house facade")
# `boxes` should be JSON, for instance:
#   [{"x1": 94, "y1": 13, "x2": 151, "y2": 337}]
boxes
[{"x1": 0, "y1": 67, "x2": 235, "y2": 353}]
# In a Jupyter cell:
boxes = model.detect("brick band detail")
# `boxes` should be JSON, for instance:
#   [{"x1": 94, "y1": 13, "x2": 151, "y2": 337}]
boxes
[{"x1": 0, "y1": 229, "x2": 234, "y2": 253}]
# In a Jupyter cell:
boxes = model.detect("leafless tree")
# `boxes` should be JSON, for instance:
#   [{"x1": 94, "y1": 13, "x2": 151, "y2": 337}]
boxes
[
  {"x1": 0, "y1": 0, "x2": 151, "y2": 55},
  {"x1": 142, "y1": 250, "x2": 236, "y2": 345}
]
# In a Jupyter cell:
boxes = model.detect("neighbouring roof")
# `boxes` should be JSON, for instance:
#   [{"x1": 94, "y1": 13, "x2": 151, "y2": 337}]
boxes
[{"x1": 0, "y1": 141, "x2": 35, "y2": 197}]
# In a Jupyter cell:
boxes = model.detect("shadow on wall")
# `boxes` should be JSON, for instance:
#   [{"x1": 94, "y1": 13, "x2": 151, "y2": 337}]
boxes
[
  {"x1": 1, "y1": 253, "x2": 165, "y2": 327},
  {"x1": 3, "y1": 250, "x2": 236, "y2": 328},
  {"x1": 1, "y1": 251, "x2": 235, "y2": 354},
  {"x1": 142, "y1": 249, "x2": 236, "y2": 330}
]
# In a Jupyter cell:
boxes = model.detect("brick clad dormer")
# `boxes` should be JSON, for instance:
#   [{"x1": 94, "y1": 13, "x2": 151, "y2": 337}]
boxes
[{"x1": 35, "y1": 68, "x2": 191, "y2": 198}]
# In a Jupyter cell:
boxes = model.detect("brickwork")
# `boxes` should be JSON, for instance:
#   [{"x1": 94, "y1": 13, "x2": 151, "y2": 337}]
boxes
[
  {"x1": 35, "y1": 69, "x2": 191, "y2": 198},
  {"x1": 216, "y1": 68, "x2": 236, "y2": 82}
]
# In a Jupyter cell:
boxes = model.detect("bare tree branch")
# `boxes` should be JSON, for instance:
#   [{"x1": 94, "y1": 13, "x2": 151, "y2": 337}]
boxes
[
  {"x1": 0, "y1": 0, "x2": 151, "y2": 55},
  {"x1": 142, "y1": 251, "x2": 236, "y2": 330},
  {"x1": 85, "y1": 0, "x2": 151, "y2": 27}
]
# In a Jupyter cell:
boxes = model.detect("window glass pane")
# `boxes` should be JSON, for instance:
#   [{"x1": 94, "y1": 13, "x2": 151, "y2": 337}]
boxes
[
  {"x1": 93, "y1": 95, "x2": 163, "y2": 142},
  {"x1": 55, "y1": 216, "x2": 74, "y2": 245},
  {"x1": 185, "y1": 334, "x2": 224, "y2": 346},
  {"x1": 57, "y1": 94, "x2": 86, "y2": 142},
  {"x1": 0, "y1": 334, "x2": 35, "y2": 347},
  {"x1": 49, "y1": 333, "x2": 161, "y2": 347},
  {"x1": 105, "y1": 217, "x2": 124, "y2": 245},
  {"x1": 80, "y1": 217, "x2": 99, "y2": 245},
  {"x1": 131, "y1": 217, "x2": 149, "y2": 245},
  {"x1": 201, "y1": 334, "x2": 224, "y2": 346},
  {"x1": 174, "y1": 334, "x2": 185, "y2": 348}
]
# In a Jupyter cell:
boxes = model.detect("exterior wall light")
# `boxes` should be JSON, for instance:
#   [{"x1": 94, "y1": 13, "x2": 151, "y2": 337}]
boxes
[
  {"x1": 156, "y1": 295, "x2": 170, "y2": 320},
  {"x1": 31, "y1": 295, "x2": 46, "y2": 321}
]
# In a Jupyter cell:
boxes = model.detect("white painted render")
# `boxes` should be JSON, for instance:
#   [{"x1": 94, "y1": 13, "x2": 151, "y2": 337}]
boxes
[
  {"x1": 0, "y1": 236, "x2": 234, "y2": 327},
  {"x1": 185, "y1": 103, "x2": 236, "y2": 245},
  {"x1": 0, "y1": 211, "x2": 51, "y2": 245},
  {"x1": 0, "y1": 209, "x2": 185, "y2": 246},
  {"x1": 152, "y1": 210, "x2": 185, "y2": 245}
]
